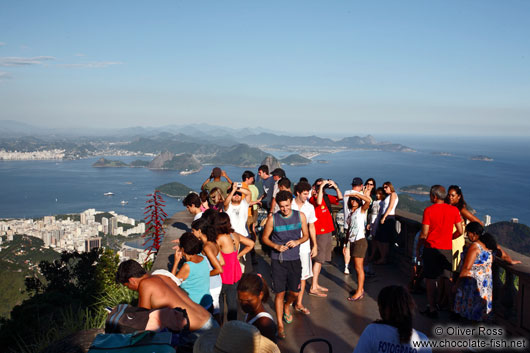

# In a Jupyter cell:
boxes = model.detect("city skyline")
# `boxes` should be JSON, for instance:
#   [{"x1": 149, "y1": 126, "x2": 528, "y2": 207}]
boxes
[{"x1": 1, "y1": 1, "x2": 529, "y2": 136}]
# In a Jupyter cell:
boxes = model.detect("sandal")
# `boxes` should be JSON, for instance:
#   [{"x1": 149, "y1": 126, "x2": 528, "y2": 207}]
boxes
[
  {"x1": 347, "y1": 290, "x2": 364, "y2": 302},
  {"x1": 277, "y1": 330, "x2": 286, "y2": 339},
  {"x1": 294, "y1": 305, "x2": 311, "y2": 315},
  {"x1": 283, "y1": 313, "x2": 293, "y2": 324}
]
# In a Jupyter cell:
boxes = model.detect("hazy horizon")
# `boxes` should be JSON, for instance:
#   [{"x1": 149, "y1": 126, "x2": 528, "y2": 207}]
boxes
[{"x1": 1, "y1": 1, "x2": 529, "y2": 137}]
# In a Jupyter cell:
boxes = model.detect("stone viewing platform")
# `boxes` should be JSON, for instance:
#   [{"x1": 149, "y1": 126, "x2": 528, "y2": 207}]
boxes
[{"x1": 153, "y1": 209, "x2": 530, "y2": 352}]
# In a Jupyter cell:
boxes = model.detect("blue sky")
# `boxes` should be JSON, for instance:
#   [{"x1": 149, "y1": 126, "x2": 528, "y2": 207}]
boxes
[{"x1": 1, "y1": 0, "x2": 529, "y2": 136}]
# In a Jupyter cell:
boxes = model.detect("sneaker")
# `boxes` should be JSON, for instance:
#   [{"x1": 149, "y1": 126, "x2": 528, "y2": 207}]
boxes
[{"x1": 344, "y1": 267, "x2": 350, "y2": 274}]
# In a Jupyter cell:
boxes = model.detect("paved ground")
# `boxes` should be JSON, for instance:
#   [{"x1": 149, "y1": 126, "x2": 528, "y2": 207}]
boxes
[{"x1": 154, "y1": 211, "x2": 442, "y2": 353}]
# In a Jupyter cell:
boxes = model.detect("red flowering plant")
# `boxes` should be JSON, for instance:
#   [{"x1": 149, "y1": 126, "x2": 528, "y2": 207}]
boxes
[{"x1": 142, "y1": 190, "x2": 168, "y2": 258}]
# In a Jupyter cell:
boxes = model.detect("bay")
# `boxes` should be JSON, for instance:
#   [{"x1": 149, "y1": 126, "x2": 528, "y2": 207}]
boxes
[{"x1": 0, "y1": 136, "x2": 529, "y2": 226}]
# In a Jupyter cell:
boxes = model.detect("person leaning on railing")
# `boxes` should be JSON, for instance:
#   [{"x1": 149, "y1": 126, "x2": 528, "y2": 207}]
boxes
[{"x1": 453, "y1": 222, "x2": 520, "y2": 322}]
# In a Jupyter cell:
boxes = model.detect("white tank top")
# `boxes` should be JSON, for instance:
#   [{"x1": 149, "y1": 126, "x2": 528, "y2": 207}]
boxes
[
  {"x1": 245, "y1": 311, "x2": 274, "y2": 325},
  {"x1": 347, "y1": 208, "x2": 366, "y2": 242},
  {"x1": 381, "y1": 194, "x2": 398, "y2": 216}
]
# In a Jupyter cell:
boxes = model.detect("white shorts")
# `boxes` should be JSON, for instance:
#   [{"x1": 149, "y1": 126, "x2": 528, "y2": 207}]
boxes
[
  {"x1": 300, "y1": 251, "x2": 313, "y2": 280},
  {"x1": 210, "y1": 285, "x2": 222, "y2": 315}
]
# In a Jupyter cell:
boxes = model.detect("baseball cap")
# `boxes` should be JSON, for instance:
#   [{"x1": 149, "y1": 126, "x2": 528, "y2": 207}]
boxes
[{"x1": 351, "y1": 177, "x2": 363, "y2": 186}]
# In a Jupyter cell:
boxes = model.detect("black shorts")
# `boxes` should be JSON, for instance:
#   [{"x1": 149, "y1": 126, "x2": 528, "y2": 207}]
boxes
[
  {"x1": 271, "y1": 259, "x2": 302, "y2": 293},
  {"x1": 422, "y1": 247, "x2": 452, "y2": 279}
]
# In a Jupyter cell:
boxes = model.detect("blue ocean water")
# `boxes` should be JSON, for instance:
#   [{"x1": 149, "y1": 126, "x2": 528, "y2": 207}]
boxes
[{"x1": 1, "y1": 136, "x2": 529, "y2": 225}]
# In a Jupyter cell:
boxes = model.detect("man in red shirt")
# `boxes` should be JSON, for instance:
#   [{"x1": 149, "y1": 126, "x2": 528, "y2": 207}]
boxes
[
  {"x1": 309, "y1": 178, "x2": 342, "y2": 297},
  {"x1": 417, "y1": 185, "x2": 463, "y2": 318}
]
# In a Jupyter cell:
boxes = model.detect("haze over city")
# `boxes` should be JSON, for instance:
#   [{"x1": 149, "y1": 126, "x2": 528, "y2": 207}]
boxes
[{"x1": 1, "y1": 1, "x2": 529, "y2": 136}]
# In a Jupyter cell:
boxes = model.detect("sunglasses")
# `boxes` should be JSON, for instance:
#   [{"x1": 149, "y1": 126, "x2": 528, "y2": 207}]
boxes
[
  {"x1": 366, "y1": 183, "x2": 374, "y2": 186},
  {"x1": 234, "y1": 192, "x2": 242, "y2": 196}
]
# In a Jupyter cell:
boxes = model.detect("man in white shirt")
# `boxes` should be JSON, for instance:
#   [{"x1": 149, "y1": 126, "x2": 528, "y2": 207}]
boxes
[
  {"x1": 290, "y1": 181, "x2": 318, "y2": 315},
  {"x1": 224, "y1": 183, "x2": 252, "y2": 272},
  {"x1": 224, "y1": 183, "x2": 251, "y2": 238}
]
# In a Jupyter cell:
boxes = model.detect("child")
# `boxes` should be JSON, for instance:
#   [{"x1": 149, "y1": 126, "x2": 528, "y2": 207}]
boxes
[
  {"x1": 172, "y1": 232, "x2": 213, "y2": 310},
  {"x1": 237, "y1": 273, "x2": 277, "y2": 343}
]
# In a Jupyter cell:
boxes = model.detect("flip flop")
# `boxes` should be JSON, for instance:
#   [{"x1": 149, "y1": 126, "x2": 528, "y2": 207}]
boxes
[
  {"x1": 308, "y1": 291, "x2": 327, "y2": 298},
  {"x1": 294, "y1": 306, "x2": 311, "y2": 315},
  {"x1": 347, "y1": 291, "x2": 364, "y2": 302},
  {"x1": 283, "y1": 313, "x2": 293, "y2": 324}
]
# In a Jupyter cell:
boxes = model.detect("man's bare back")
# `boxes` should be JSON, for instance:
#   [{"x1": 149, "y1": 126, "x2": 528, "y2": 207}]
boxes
[{"x1": 138, "y1": 274, "x2": 210, "y2": 331}]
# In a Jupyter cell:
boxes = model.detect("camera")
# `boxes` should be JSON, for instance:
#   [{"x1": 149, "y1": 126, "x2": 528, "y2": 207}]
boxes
[{"x1": 236, "y1": 182, "x2": 243, "y2": 188}]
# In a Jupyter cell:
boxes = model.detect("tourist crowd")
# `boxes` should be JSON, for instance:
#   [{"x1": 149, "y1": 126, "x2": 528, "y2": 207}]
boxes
[{"x1": 113, "y1": 165, "x2": 521, "y2": 352}]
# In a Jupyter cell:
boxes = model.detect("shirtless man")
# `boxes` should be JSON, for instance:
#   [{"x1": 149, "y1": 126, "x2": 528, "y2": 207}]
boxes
[{"x1": 116, "y1": 259, "x2": 216, "y2": 333}]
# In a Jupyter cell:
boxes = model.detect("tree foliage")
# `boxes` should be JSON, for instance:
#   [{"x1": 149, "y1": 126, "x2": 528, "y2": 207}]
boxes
[{"x1": 0, "y1": 248, "x2": 131, "y2": 353}]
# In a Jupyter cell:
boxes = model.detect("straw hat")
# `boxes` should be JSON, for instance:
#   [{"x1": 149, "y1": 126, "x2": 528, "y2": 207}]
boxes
[{"x1": 193, "y1": 320, "x2": 280, "y2": 353}]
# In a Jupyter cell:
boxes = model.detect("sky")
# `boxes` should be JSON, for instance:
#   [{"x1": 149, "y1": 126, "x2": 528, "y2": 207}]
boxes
[{"x1": 0, "y1": 0, "x2": 529, "y2": 136}]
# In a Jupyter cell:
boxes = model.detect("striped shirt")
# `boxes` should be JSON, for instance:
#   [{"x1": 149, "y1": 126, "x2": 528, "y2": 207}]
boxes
[{"x1": 271, "y1": 210, "x2": 302, "y2": 261}]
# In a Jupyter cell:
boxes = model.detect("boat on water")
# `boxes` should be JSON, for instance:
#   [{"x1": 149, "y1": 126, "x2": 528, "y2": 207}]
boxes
[
  {"x1": 104, "y1": 192, "x2": 114, "y2": 196},
  {"x1": 121, "y1": 200, "x2": 128, "y2": 205}
]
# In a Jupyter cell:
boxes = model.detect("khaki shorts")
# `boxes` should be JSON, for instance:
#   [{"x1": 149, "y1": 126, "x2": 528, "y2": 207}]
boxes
[
  {"x1": 349, "y1": 238, "x2": 368, "y2": 258},
  {"x1": 314, "y1": 232, "x2": 332, "y2": 263}
]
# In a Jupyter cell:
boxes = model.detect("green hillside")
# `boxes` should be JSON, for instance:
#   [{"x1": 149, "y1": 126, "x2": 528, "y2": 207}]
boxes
[
  {"x1": 487, "y1": 221, "x2": 530, "y2": 257},
  {"x1": 156, "y1": 182, "x2": 194, "y2": 197},
  {"x1": 397, "y1": 193, "x2": 431, "y2": 216}
]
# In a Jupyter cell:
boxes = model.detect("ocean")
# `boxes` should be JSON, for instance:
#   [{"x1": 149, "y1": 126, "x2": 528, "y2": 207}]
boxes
[{"x1": 1, "y1": 136, "x2": 529, "y2": 226}]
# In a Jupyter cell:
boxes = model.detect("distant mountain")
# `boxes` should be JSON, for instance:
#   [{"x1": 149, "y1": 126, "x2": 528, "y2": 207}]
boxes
[
  {"x1": 201, "y1": 144, "x2": 271, "y2": 167},
  {"x1": 161, "y1": 153, "x2": 201, "y2": 172},
  {"x1": 238, "y1": 133, "x2": 414, "y2": 152},
  {"x1": 240, "y1": 133, "x2": 335, "y2": 147}
]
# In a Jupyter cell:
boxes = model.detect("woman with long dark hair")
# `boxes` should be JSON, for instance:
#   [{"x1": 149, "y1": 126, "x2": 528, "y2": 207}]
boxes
[
  {"x1": 453, "y1": 222, "x2": 520, "y2": 321},
  {"x1": 354, "y1": 285, "x2": 431, "y2": 352},
  {"x1": 445, "y1": 185, "x2": 483, "y2": 272}
]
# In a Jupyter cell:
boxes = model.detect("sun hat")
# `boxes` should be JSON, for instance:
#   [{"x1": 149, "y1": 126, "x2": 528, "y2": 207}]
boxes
[{"x1": 193, "y1": 320, "x2": 280, "y2": 353}]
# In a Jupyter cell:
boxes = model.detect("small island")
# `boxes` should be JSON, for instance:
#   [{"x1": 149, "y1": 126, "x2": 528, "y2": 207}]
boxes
[
  {"x1": 92, "y1": 158, "x2": 128, "y2": 168},
  {"x1": 156, "y1": 182, "x2": 194, "y2": 198},
  {"x1": 280, "y1": 154, "x2": 311, "y2": 166},
  {"x1": 400, "y1": 184, "x2": 430, "y2": 195},
  {"x1": 129, "y1": 159, "x2": 150, "y2": 167},
  {"x1": 432, "y1": 152, "x2": 454, "y2": 157},
  {"x1": 471, "y1": 155, "x2": 494, "y2": 162}
]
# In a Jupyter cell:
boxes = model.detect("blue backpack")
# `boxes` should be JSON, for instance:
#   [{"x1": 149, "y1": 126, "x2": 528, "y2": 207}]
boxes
[{"x1": 88, "y1": 331, "x2": 174, "y2": 353}]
